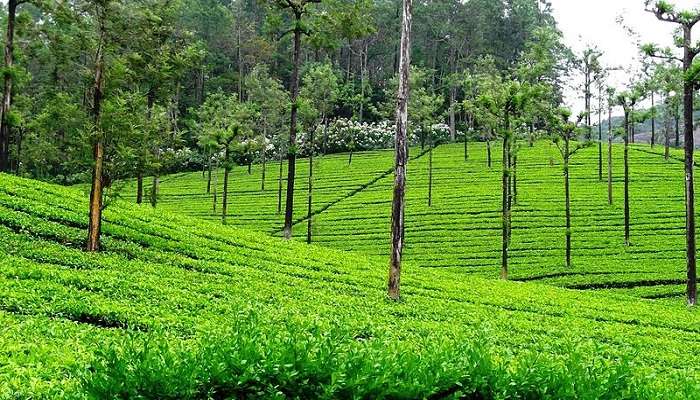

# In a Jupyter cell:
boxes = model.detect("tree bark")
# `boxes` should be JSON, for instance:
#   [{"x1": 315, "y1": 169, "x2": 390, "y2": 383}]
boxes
[
  {"x1": 222, "y1": 143, "x2": 231, "y2": 225},
  {"x1": 683, "y1": 25, "x2": 696, "y2": 306},
  {"x1": 86, "y1": 22, "x2": 106, "y2": 253},
  {"x1": 564, "y1": 138, "x2": 571, "y2": 268},
  {"x1": 137, "y1": 173, "x2": 144, "y2": 204},
  {"x1": 261, "y1": 123, "x2": 267, "y2": 191},
  {"x1": 513, "y1": 153, "x2": 518, "y2": 205},
  {"x1": 306, "y1": 126, "x2": 314, "y2": 244},
  {"x1": 486, "y1": 140, "x2": 492, "y2": 168},
  {"x1": 212, "y1": 159, "x2": 218, "y2": 214},
  {"x1": 623, "y1": 109, "x2": 630, "y2": 247},
  {"x1": 501, "y1": 134, "x2": 509, "y2": 280},
  {"x1": 608, "y1": 103, "x2": 613, "y2": 206},
  {"x1": 277, "y1": 152, "x2": 283, "y2": 214},
  {"x1": 283, "y1": 19, "x2": 302, "y2": 240},
  {"x1": 207, "y1": 154, "x2": 212, "y2": 194},
  {"x1": 665, "y1": 99, "x2": 671, "y2": 161},
  {"x1": 388, "y1": 0, "x2": 411, "y2": 301},
  {"x1": 651, "y1": 91, "x2": 656, "y2": 147},
  {"x1": 598, "y1": 86, "x2": 603, "y2": 181},
  {"x1": 0, "y1": 0, "x2": 17, "y2": 173},
  {"x1": 428, "y1": 132, "x2": 433, "y2": 207}
]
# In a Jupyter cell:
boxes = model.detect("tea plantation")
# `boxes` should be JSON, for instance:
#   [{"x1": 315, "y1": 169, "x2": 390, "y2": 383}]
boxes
[
  {"x1": 122, "y1": 142, "x2": 693, "y2": 301},
  {"x1": 2, "y1": 172, "x2": 700, "y2": 398}
]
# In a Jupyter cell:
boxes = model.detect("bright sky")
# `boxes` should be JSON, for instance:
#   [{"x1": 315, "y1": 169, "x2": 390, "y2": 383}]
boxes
[{"x1": 550, "y1": 0, "x2": 699, "y2": 114}]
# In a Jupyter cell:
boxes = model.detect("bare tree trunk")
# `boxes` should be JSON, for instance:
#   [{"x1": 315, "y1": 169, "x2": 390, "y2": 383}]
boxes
[
  {"x1": 261, "y1": 124, "x2": 267, "y2": 191},
  {"x1": 137, "y1": 173, "x2": 144, "y2": 204},
  {"x1": 651, "y1": 91, "x2": 656, "y2": 148},
  {"x1": 564, "y1": 139, "x2": 571, "y2": 268},
  {"x1": 283, "y1": 19, "x2": 302, "y2": 240},
  {"x1": 683, "y1": 25, "x2": 696, "y2": 305},
  {"x1": 212, "y1": 159, "x2": 218, "y2": 214},
  {"x1": 427, "y1": 132, "x2": 433, "y2": 207},
  {"x1": 306, "y1": 127, "x2": 314, "y2": 244},
  {"x1": 277, "y1": 152, "x2": 283, "y2": 214},
  {"x1": 487, "y1": 140, "x2": 492, "y2": 168},
  {"x1": 207, "y1": 154, "x2": 212, "y2": 194},
  {"x1": 0, "y1": 0, "x2": 17, "y2": 173},
  {"x1": 222, "y1": 144, "x2": 231, "y2": 225},
  {"x1": 388, "y1": 0, "x2": 411, "y2": 301},
  {"x1": 608, "y1": 103, "x2": 613, "y2": 206},
  {"x1": 86, "y1": 23, "x2": 106, "y2": 253},
  {"x1": 501, "y1": 134, "x2": 509, "y2": 280},
  {"x1": 623, "y1": 109, "x2": 630, "y2": 247},
  {"x1": 665, "y1": 97, "x2": 672, "y2": 161},
  {"x1": 598, "y1": 86, "x2": 603, "y2": 181},
  {"x1": 513, "y1": 153, "x2": 518, "y2": 205},
  {"x1": 675, "y1": 107, "x2": 681, "y2": 148},
  {"x1": 448, "y1": 47, "x2": 456, "y2": 142}
]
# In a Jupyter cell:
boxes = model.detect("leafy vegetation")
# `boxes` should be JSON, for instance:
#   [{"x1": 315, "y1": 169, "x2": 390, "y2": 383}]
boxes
[
  {"x1": 121, "y1": 142, "x2": 697, "y2": 300},
  {"x1": 1, "y1": 173, "x2": 700, "y2": 398}
]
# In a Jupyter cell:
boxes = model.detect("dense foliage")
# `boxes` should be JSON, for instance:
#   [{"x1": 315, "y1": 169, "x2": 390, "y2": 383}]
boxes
[{"x1": 1, "y1": 173, "x2": 700, "y2": 398}]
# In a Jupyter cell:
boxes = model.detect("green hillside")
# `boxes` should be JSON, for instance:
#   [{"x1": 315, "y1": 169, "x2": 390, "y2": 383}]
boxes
[
  {"x1": 2, "y1": 173, "x2": 700, "y2": 398},
  {"x1": 120, "y1": 142, "x2": 693, "y2": 301}
]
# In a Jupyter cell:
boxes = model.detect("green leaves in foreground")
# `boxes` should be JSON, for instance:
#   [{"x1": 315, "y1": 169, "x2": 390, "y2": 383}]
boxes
[{"x1": 83, "y1": 312, "x2": 696, "y2": 400}]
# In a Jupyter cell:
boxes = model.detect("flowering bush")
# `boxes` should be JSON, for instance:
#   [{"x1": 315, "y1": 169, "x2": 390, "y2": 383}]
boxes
[{"x1": 294, "y1": 119, "x2": 454, "y2": 156}]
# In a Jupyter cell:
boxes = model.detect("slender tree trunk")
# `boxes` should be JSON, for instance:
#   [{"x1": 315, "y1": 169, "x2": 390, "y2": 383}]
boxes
[
  {"x1": 0, "y1": 0, "x2": 17, "y2": 173},
  {"x1": 136, "y1": 173, "x2": 144, "y2": 204},
  {"x1": 277, "y1": 152, "x2": 283, "y2": 214},
  {"x1": 683, "y1": 25, "x2": 696, "y2": 305},
  {"x1": 598, "y1": 86, "x2": 603, "y2": 181},
  {"x1": 513, "y1": 154, "x2": 518, "y2": 205},
  {"x1": 448, "y1": 46, "x2": 456, "y2": 142},
  {"x1": 388, "y1": 0, "x2": 411, "y2": 301},
  {"x1": 487, "y1": 140, "x2": 492, "y2": 168},
  {"x1": 651, "y1": 91, "x2": 656, "y2": 147},
  {"x1": 675, "y1": 112, "x2": 681, "y2": 148},
  {"x1": 564, "y1": 139, "x2": 571, "y2": 268},
  {"x1": 306, "y1": 127, "x2": 314, "y2": 244},
  {"x1": 283, "y1": 20, "x2": 303, "y2": 240},
  {"x1": 222, "y1": 144, "x2": 231, "y2": 225},
  {"x1": 207, "y1": 154, "x2": 212, "y2": 194},
  {"x1": 463, "y1": 132, "x2": 468, "y2": 161},
  {"x1": 261, "y1": 124, "x2": 267, "y2": 191},
  {"x1": 86, "y1": 24, "x2": 106, "y2": 253},
  {"x1": 623, "y1": 109, "x2": 630, "y2": 247},
  {"x1": 147, "y1": 90, "x2": 159, "y2": 208},
  {"x1": 13, "y1": 126, "x2": 21, "y2": 173},
  {"x1": 501, "y1": 134, "x2": 509, "y2": 280},
  {"x1": 212, "y1": 159, "x2": 218, "y2": 214},
  {"x1": 665, "y1": 103, "x2": 671, "y2": 161},
  {"x1": 608, "y1": 103, "x2": 613, "y2": 205},
  {"x1": 428, "y1": 133, "x2": 433, "y2": 207}
]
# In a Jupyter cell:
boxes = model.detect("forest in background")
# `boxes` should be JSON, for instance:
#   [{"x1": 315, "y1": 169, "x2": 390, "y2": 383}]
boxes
[{"x1": 0, "y1": 0, "x2": 562, "y2": 188}]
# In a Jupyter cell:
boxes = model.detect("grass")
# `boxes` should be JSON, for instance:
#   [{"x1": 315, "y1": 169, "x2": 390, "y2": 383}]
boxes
[
  {"x1": 3, "y1": 171, "x2": 700, "y2": 398},
  {"x1": 120, "y1": 142, "x2": 694, "y2": 300}
]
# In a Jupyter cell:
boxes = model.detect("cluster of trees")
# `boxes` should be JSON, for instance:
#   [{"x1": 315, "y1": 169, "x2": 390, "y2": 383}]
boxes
[
  {"x1": 0, "y1": 0, "x2": 558, "y2": 248},
  {"x1": 5, "y1": 0, "x2": 697, "y2": 306}
]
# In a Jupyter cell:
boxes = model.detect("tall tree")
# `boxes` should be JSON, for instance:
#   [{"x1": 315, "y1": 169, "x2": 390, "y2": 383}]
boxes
[
  {"x1": 85, "y1": 0, "x2": 109, "y2": 252},
  {"x1": 387, "y1": 0, "x2": 411, "y2": 301},
  {"x1": 617, "y1": 89, "x2": 640, "y2": 248},
  {"x1": 549, "y1": 109, "x2": 586, "y2": 269},
  {"x1": 273, "y1": 0, "x2": 322, "y2": 240},
  {"x1": 0, "y1": 0, "x2": 30, "y2": 173},
  {"x1": 645, "y1": 0, "x2": 700, "y2": 305}
]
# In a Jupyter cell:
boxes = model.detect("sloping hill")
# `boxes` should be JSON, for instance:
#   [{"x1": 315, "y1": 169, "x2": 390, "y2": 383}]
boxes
[
  {"x1": 120, "y1": 142, "x2": 693, "y2": 300},
  {"x1": 1, "y1": 173, "x2": 700, "y2": 398}
]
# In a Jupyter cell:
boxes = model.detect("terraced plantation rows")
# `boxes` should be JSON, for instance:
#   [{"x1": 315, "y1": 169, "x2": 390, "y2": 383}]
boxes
[
  {"x1": 128, "y1": 142, "x2": 693, "y2": 300},
  {"x1": 119, "y1": 149, "x2": 401, "y2": 233},
  {"x1": 2, "y1": 174, "x2": 700, "y2": 398}
]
